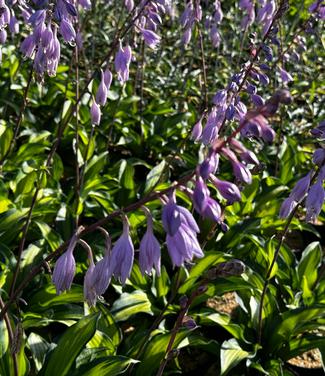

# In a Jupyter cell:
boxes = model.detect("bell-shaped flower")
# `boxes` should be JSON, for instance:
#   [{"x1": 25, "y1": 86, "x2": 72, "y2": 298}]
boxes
[
  {"x1": 59, "y1": 18, "x2": 76, "y2": 44},
  {"x1": 279, "y1": 197, "x2": 297, "y2": 219},
  {"x1": 232, "y1": 160, "x2": 252, "y2": 184},
  {"x1": 289, "y1": 172, "x2": 311, "y2": 202},
  {"x1": 115, "y1": 42, "x2": 132, "y2": 84},
  {"x1": 202, "y1": 197, "x2": 222, "y2": 222},
  {"x1": 191, "y1": 118, "x2": 203, "y2": 142},
  {"x1": 200, "y1": 152, "x2": 219, "y2": 179},
  {"x1": 96, "y1": 70, "x2": 108, "y2": 106},
  {"x1": 140, "y1": 28, "x2": 161, "y2": 49},
  {"x1": 90, "y1": 100, "x2": 101, "y2": 125},
  {"x1": 52, "y1": 234, "x2": 78, "y2": 294},
  {"x1": 139, "y1": 210, "x2": 161, "y2": 276},
  {"x1": 193, "y1": 177, "x2": 210, "y2": 213},
  {"x1": 210, "y1": 176, "x2": 241, "y2": 204},
  {"x1": 110, "y1": 217, "x2": 134, "y2": 285},
  {"x1": 305, "y1": 181, "x2": 325, "y2": 223},
  {"x1": 166, "y1": 224, "x2": 203, "y2": 267},
  {"x1": 313, "y1": 149, "x2": 325, "y2": 166},
  {"x1": 84, "y1": 259, "x2": 97, "y2": 307},
  {"x1": 104, "y1": 68, "x2": 113, "y2": 90},
  {"x1": 162, "y1": 196, "x2": 181, "y2": 236}
]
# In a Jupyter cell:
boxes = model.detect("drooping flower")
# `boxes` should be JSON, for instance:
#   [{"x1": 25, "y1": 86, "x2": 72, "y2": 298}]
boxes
[
  {"x1": 166, "y1": 223, "x2": 203, "y2": 267},
  {"x1": 84, "y1": 258, "x2": 97, "y2": 307},
  {"x1": 193, "y1": 176, "x2": 210, "y2": 213},
  {"x1": 52, "y1": 233, "x2": 78, "y2": 294},
  {"x1": 90, "y1": 100, "x2": 101, "y2": 125},
  {"x1": 139, "y1": 208, "x2": 161, "y2": 276},
  {"x1": 289, "y1": 172, "x2": 311, "y2": 202},
  {"x1": 115, "y1": 42, "x2": 132, "y2": 84},
  {"x1": 141, "y1": 28, "x2": 161, "y2": 49},
  {"x1": 96, "y1": 70, "x2": 108, "y2": 106},
  {"x1": 210, "y1": 176, "x2": 241, "y2": 204},
  {"x1": 279, "y1": 197, "x2": 297, "y2": 219},
  {"x1": 305, "y1": 181, "x2": 325, "y2": 223},
  {"x1": 110, "y1": 216, "x2": 134, "y2": 285}
]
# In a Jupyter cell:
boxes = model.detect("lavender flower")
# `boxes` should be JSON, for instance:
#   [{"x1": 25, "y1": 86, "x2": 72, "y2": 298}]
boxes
[
  {"x1": 200, "y1": 152, "x2": 219, "y2": 179},
  {"x1": 232, "y1": 160, "x2": 252, "y2": 184},
  {"x1": 52, "y1": 234, "x2": 78, "y2": 294},
  {"x1": 162, "y1": 196, "x2": 181, "y2": 236},
  {"x1": 139, "y1": 209, "x2": 161, "y2": 276},
  {"x1": 305, "y1": 181, "x2": 325, "y2": 222},
  {"x1": 202, "y1": 197, "x2": 222, "y2": 222},
  {"x1": 279, "y1": 197, "x2": 297, "y2": 219},
  {"x1": 84, "y1": 259, "x2": 97, "y2": 307},
  {"x1": 141, "y1": 28, "x2": 161, "y2": 48},
  {"x1": 59, "y1": 18, "x2": 76, "y2": 44},
  {"x1": 193, "y1": 176, "x2": 210, "y2": 213},
  {"x1": 313, "y1": 149, "x2": 325, "y2": 166},
  {"x1": 166, "y1": 223, "x2": 203, "y2": 267},
  {"x1": 90, "y1": 100, "x2": 101, "y2": 125},
  {"x1": 191, "y1": 118, "x2": 203, "y2": 142},
  {"x1": 210, "y1": 176, "x2": 241, "y2": 204},
  {"x1": 115, "y1": 42, "x2": 132, "y2": 84},
  {"x1": 96, "y1": 70, "x2": 108, "y2": 106},
  {"x1": 110, "y1": 217, "x2": 134, "y2": 285},
  {"x1": 289, "y1": 173, "x2": 311, "y2": 202}
]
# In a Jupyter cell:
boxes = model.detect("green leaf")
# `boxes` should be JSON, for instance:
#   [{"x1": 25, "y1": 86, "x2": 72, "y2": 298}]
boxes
[
  {"x1": 265, "y1": 306, "x2": 325, "y2": 352},
  {"x1": 29, "y1": 284, "x2": 84, "y2": 311},
  {"x1": 135, "y1": 330, "x2": 189, "y2": 376},
  {"x1": 42, "y1": 313, "x2": 99, "y2": 376},
  {"x1": 75, "y1": 355, "x2": 138, "y2": 376},
  {"x1": 144, "y1": 160, "x2": 166, "y2": 193},
  {"x1": 0, "y1": 319, "x2": 9, "y2": 357},
  {"x1": 297, "y1": 242, "x2": 321, "y2": 291},
  {"x1": 111, "y1": 290, "x2": 153, "y2": 322},
  {"x1": 88, "y1": 303, "x2": 122, "y2": 348},
  {"x1": 27, "y1": 333, "x2": 51, "y2": 372},
  {"x1": 220, "y1": 339, "x2": 250, "y2": 375},
  {"x1": 34, "y1": 221, "x2": 62, "y2": 251}
]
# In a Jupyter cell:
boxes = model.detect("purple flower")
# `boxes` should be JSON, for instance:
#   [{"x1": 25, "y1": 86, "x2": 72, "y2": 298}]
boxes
[
  {"x1": 104, "y1": 68, "x2": 113, "y2": 90},
  {"x1": 305, "y1": 182, "x2": 325, "y2": 222},
  {"x1": 181, "y1": 27, "x2": 192, "y2": 46},
  {"x1": 141, "y1": 28, "x2": 161, "y2": 49},
  {"x1": 110, "y1": 218, "x2": 134, "y2": 284},
  {"x1": 193, "y1": 177, "x2": 210, "y2": 213},
  {"x1": 115, "y1": 42, "x2": 132, "y2": 84},
  {"x1": 191, "y1": 118, "x2": 203, "y2": 141},
  {"x1": 289, "y1": 173, "x2": 311, "y2": 202},
  {"x1": 212, "y1": 90, "x2": 227, "y2": 107},
  {"x1": 232, "y1": 160, "x2": 252, "y2": 184},
  {"x1": 90, "y1": 100, "x2": 101, "y2": 125},
  {"x1": 59, "y1": 18, "x2": 76, "y2": 44},
  {"x1": 279, "y1": 197, "x2": 297, "y2": 218},
  {"x1": 166, "y1": 224, "x2": 203, "y2": 267},
  {"x1": 202, "y1": 197, "x2": 222, "y2": 222},
  {"x1": 84, "y1": 260, "x2": 97, "y2": 307},
  {"x1": 251, "y1": 94, "x2": 265, "y2": 107},
  {"x1": 200, "y1": 152, "x2": 219, "y2": 179},
  {"x1": 96, "y1": 70, "x2": 108, "y2": 106},
  {"x1": 162, "y1": 196, "x2": 181, "y2": 236},
  {"x1": 92, "y1": 252, "x2": 112, "y2": 297},
  {"x1": 279, "y1": 67, "x2": 293, "y2": 83},
  {"x1": 52, "y1": 234, "x2": 78, "y2": 294},
  {"x1": 210, "y1": 176, "x2": 241, "y2": 204},
  {"x1": 139, "y1": 211, "x2": 161, "y2": 276},
  {"x1": 313, "y1": 149, "x2": 325, "y2": 166}
]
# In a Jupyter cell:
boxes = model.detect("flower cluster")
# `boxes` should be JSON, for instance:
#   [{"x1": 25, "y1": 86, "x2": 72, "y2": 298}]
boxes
[
  {"x1": 280, "y1": 120, "x2": 325, "y2": 223},
  {"x1": 14, "y1": 0, "x2": 91, "y2": 79},
  {"x1": 204, "y1": 1, "x2": 223, "y2": 48}
]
